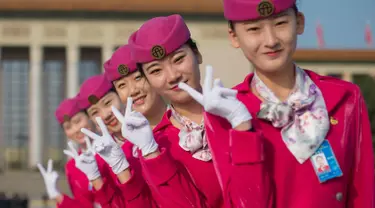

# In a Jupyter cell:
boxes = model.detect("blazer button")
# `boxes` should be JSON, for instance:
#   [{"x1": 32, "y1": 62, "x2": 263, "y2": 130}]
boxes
[{"x1": 336, "y1": 192, "x2": 343, "y2": 201}]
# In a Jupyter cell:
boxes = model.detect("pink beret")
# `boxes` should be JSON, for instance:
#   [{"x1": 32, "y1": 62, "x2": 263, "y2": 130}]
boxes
[
  {"x1": 224, "y1": 0, "x2": 296, "y2": 21},
  {"x1": 77, "y1": 74, "x2": 113, "y2": 110},
  {"x1": 128, "y1": 14, "x2": 191, "y2": 63},
  {"x1": 55, "y1": 97, "x2": 81, "y2": 124},
  {"x1": 104, "y1": 44, "x2": 138, "y2": 82}
]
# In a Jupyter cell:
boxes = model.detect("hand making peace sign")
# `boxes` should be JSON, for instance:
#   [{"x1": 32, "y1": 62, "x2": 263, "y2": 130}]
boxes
[
  {"x1": 81, "y1": 117, "x2": 129, "y2": 174},
  {"x1": 63, "y1": 138, "x2": 101, "y2": 180},
  {"x1": 37, "y1": 159, "x2": 61, "y2": 199},
  {"x1": 111, "y1": 97, "x2": 159, "y2": 157},
  {"x1": 178, "y1": 65, "x2": 252, "y2": 128}
]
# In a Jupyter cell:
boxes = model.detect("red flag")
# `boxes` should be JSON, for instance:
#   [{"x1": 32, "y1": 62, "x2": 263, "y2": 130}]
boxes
[
  {"x1": 365, "y1": 21, "x2": 373, "y2": 47},
  {"x1": 316, "y1": 21, "x2": 325, "y2": 48}
]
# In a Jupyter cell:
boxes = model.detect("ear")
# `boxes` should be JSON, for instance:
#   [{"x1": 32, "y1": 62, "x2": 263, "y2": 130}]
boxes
[
  {"x1": 228, "y1": 28, "x2": 241, "y2": 48},
  {"x1": 296, "y1": 12, "x2": 305, "y2": 35},
  {"x1": 228, "y1": 21, "x2": 240, "y2": 48},
  {"x1": 195, "y1": 50, "x2": 203, "y2": 64}
]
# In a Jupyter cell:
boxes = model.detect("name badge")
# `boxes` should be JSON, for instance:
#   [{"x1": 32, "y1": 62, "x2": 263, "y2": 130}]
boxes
[{"x1": 311, "y1": 140, "x2": 343, "y2": 183}]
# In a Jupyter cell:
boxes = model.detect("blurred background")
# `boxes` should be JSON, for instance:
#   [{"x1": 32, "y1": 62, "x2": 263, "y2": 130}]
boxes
[{"x1": 0, "y1": 0, "x2": 374, "y2": 207}]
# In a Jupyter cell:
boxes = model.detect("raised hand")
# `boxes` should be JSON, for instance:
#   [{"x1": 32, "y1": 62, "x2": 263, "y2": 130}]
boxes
[
  {"x1": 37, "y1": 159, "x2": 61, "y2": 199},
  {"x1": 63, "y1": 138, "x2": 101, "y2": 180},
  {"x1": 178, "y1": 65, "x2": 252, "y2": 128},
  {"x1": 112, "y1": 97, "x2": 158, "y2": 157},
  {"x1": 81, "y1": 118, "x2": 129, "y2": 174}
]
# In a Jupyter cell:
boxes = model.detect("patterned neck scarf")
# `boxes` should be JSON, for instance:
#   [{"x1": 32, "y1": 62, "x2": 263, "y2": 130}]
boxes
[
  {"x1": 170, "y1": 105, "x2": 212, "y2": 162},
  {"x1": 252, "y1": 66, "x2": 330, "y2": 164}
]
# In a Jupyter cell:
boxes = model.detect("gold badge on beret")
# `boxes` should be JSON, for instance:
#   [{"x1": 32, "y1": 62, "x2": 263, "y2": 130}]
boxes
[
  {"x1": 88, "y1": 95, "x2": 99, "y2": 105},
  {"x1": 118, "y1": 64, "x2": 129, "y2": 76},
  {"x1": 63, "y1": 115, "x2": 70, "y2": 122},
  {"x1": 151, "y1": 45, "x2": 166, "y2": 60},
  {"x1": 257, "y1": 0, "x2": 275, "y2": 17},
  {"x1": 330, "y1": 117, "x2": 338, "y2": 125}
]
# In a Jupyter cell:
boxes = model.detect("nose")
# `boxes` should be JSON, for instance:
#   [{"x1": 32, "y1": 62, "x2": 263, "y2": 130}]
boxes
[
  {"x1": 129, "y1": 82, "x2": 141, "y2": 98},
  {"x1": 263, "y1": 26, "x2": 279, "y2": 49},
  {"x1": 165, "y1": 65, "x2": 183, "y2": 86},
  {"x1": 73, "y1": 125, "x2": 83, "y2": 137},
  {"x1": 102, "y1": 109, "x2": 113, "y2": 122}
]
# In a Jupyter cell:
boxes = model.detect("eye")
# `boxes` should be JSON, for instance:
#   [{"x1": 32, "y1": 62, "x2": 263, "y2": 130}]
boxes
[
  {"x1": 174, "y1": 56, "x2": 185, "y2": 63},
  {"x1": 275, "y1": 21, "x2": 288, "y2": 26},
  {"x1": 149, "y1": 69, "x2": 161, "y2": 75},
  {"x1": 247, "y1": 27, "x2": 260, "y2": 32},
  {"x1": 135, "y1": 75, "x2": 142, "y2": 81},
  {"x1": 105, "y1": 101, "x2": 111, "y2": 106},
  {"x1": 90, "y1": 111, "x2": 98, "y2": 116},
  {"x1": 73, "y1": 118, "x2": 81, "y2": 124},
  {"x1": 117, "y1": 83, "x2": 126, "y2": 89}
]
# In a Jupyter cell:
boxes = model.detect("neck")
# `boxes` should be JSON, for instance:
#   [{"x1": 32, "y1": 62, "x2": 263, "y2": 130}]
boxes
[
  {"x1": 171, "y1": 99, "x2": 204, "y2": 124},
  {"x1": 254, "y1": 62, "x2": 296, "y2": 101},
  {"x1": 147, "y1": 99, "x2": 167, "y2": 129},
  {"x1": 79, "y1": 143, "x2": 87, "y2": 151},
  {"x1": 113, "y1": 132, "x2": 124, "y2": 142}
]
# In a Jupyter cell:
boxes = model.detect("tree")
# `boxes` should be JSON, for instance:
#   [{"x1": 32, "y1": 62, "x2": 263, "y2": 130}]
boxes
[{"x1": 353, "y1": 74, "x2": 375, "y2": 151}]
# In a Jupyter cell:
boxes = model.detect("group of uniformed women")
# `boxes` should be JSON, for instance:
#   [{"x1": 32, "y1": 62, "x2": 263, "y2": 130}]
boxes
[{"x1": 37, "y1": 0, "x2": 374, "y2": 207}]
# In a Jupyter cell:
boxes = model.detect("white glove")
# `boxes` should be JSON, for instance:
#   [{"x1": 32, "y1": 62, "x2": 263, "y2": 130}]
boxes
[
  {"x1": 81, "y1": 118, "x2": 129, "y2": 175},
  {"x1": 37, "y1": 159, "x2": 61, "y2": 199},
  {"x1": 112, "y1": 97, "x2": 159, "y2": 157},
  {"x1": 178, "y1": 65, "x2": 252, "y2": 128},
  {"x1": 63, "y1": 138, "x2": 101, "y2": 181}
]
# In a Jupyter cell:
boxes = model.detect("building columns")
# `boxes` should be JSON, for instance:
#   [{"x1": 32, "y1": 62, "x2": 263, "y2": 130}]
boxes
[
  {"x1": 29, "y1": 23, "x2": 43, "y2": 168},
  {"x1": 66, "y1": 24, "x2": 80, "y2": 96},
  {"x1": 101, "y1": 25, "x2": 115, "y2": 72}
]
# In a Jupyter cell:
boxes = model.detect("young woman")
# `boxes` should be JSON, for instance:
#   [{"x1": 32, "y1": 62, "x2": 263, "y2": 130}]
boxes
[
  {"x1": 180, "y1": 0, "x2": 375, "y2": 207},
  {"x1": 103, "y1": 44, "x2": 166, "y2": 129},
  {"x1": 114, "y1": 14, "x2": 256, "y2": 207},
  {"x1": 38, "y1": 97, "x2": 124, "y2": 208},
  {"x1": 76, "y1": 74, "x2": 157, "y2": 207}
]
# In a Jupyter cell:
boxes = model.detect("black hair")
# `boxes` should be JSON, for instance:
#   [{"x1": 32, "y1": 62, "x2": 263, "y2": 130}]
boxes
[
  {"x1": 228, "y1": 4, "x2": 299, "y2": 31},
  {"x1": 138, "y1": 38, "x2": 199, "y2": 76}
]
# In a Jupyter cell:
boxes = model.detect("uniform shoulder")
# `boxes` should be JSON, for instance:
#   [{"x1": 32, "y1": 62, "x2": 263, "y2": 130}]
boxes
[{"x1": 309, "y1": 70, "x2": 362, "y2": 97}]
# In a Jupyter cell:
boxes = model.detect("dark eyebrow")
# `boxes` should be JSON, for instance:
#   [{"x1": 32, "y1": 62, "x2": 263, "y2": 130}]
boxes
[
  {"x1": 145, "y1": 49, "x2": 185, "y2": 72},
  {"x1": 272, "y1": 11, "x2": 289, "y2": 19},
  {"x1": 172, "y1": 50, "x2": 185, "y2": 57},
  {"x1": 100, "y1": 95, "x2": 112, "y2": 104},
  {"x1": 145, "y1": 62, "x2": 159, "y2": 73},
  {"x1": 173, "y1": 48, "x2": 184, "y2": 54},
  {"x1": 87, "y1": 107, "x2": 97, "y2": 114}
]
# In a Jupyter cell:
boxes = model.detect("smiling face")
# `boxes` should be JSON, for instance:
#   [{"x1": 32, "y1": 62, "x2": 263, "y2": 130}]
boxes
[
  {"x1": 86, "y1": 91, "x2": 123, "y2": 134},
  {"x1": 62, "y1": 112, "x2": 93, "y2": 145},
  {"x1": 141, "y1": 44, "x2": 203, "y2": 104},
  {"x1": 113, "y1": 70, "x2": 164, "y2": 117},
  {"x1": 228, "y1": 8, "x2": 305, "y2": 74}
]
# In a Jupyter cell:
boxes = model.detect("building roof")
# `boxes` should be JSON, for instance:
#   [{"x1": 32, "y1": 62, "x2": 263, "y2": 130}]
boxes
[
  {"x1": 294, "y1": 49, "x2": 375, "y2": 62},
  {"x1": 0, "y1": 0, "x2": 223, "y2": 14}
]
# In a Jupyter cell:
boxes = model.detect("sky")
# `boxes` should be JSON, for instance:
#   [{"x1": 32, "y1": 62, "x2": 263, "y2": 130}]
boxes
[{"x1": 296, "y1": 0, "x2": 375, "y2": 49}]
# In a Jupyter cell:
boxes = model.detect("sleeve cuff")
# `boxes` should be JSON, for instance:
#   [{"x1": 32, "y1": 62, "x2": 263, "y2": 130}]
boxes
[
  {"x1": 56, "y1": 195, "x2": 71, "y2": 207},
  {"x1": 92, "y1": 177, "x2": 116, "y2": 205},
  {"x1": 117, "y1": 169, "x2": 146, "y2": 200},
  {"x1": 140, "y1": 148, "x2": 178, "y2": 185},
  {"x1": 229, "y1": 129, "x2": 264, "y2": 165}
]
